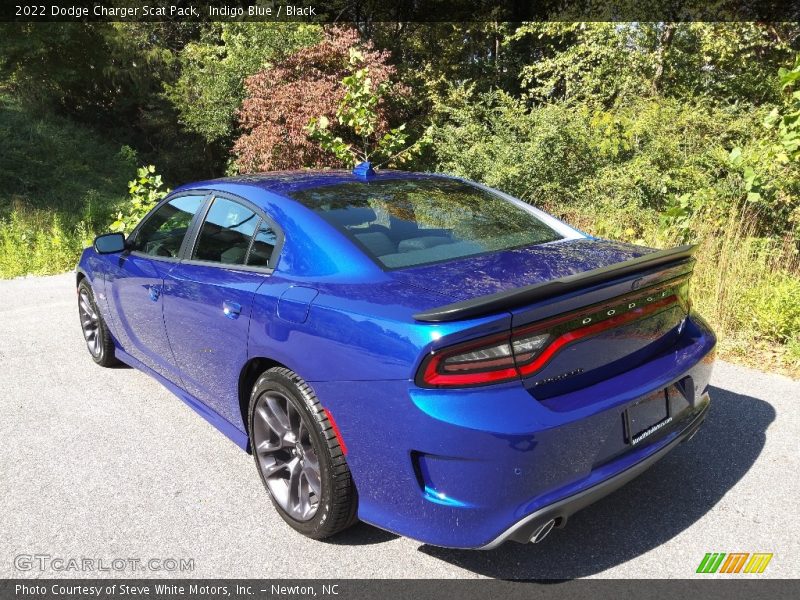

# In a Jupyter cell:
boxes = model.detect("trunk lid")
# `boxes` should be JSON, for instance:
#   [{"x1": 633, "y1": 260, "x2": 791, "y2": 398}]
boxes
[{"x1": 390, "y1": 238, "x2": 653, "y2": 302}]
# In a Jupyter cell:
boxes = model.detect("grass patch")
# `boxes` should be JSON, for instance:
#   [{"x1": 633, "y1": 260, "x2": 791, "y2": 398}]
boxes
[{"x1": 0, "y1": 93, "x2": 135, "y2": 277}]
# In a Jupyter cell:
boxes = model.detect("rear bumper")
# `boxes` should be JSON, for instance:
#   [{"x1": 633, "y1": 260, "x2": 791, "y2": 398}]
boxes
[
  {"x1": 480, "y1": 398, "x2": 709, "y2": 548},
  {"x1": 311, "y1": 314, "x2": 716, "y2": 549}
]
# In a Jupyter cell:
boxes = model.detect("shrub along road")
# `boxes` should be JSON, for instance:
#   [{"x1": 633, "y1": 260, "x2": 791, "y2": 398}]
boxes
[{"x1": 1, "y1": 273, "x2": 798, "y2": 579}]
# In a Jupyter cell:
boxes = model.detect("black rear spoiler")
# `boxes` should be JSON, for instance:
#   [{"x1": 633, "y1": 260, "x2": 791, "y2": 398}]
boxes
[{"x1": 413, "y1": 244, "x2": 697, "y2": 323}]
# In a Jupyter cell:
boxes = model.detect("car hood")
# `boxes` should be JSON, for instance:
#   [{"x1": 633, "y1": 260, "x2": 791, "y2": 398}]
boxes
[{"x1": 388, "y1": 238, "x2": 654, "y2": 302}]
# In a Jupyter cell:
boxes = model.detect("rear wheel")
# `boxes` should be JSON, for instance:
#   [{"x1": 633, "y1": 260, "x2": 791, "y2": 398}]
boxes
[
  {"x1": 248, "y1": 367, "x2": 357, "y2": 539},
  {"x1": 77, "y1": 279, "x2": 118, "y2": 367}
]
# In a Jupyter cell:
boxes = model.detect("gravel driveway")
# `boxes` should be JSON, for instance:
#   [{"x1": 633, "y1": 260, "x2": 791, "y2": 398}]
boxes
[{"x1": 1, "y1": 272, "x2": 798, "y2": 579}]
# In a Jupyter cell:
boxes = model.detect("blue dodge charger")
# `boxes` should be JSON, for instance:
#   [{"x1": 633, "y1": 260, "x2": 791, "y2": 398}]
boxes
[{"x1": 76, "y1": 165, "x2": 716, "y2": 548}]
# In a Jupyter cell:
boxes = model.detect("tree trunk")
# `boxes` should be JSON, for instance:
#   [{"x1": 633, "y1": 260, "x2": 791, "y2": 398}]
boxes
[{"x1": 652, "y1": 23, "x2": 676, "y2": 95}]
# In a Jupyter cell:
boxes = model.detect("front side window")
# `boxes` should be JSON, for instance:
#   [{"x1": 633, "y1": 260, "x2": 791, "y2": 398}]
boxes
[
  {"x1": 130, "y1": 195, "x2": 205, "y2": 258},
  {"x1": 192, "y1": 197, "x2": 262, "y2": 265},
  {"x1": 289, "y1": 178, "x2": 563, "y2": 269}
]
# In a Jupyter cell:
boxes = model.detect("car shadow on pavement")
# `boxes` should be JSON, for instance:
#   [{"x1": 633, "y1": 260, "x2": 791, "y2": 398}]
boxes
[
  {"x1": 416, "y1": 385, "x2": 775, "y2": 579},
  {"x1": 323, "y1": 522, "x2": 400, "y2": 546}
]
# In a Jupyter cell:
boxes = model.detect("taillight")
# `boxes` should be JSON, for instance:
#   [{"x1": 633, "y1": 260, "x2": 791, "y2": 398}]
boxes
[
  {"x1": 416, "y1": 275, "x2": 690, "y2": 388},
  {"x1": 419, "y1": 333, "x2": 519, "y2": 387}
]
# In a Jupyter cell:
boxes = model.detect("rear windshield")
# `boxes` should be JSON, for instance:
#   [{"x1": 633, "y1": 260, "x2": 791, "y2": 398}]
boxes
[{"x1": 289, "y1": 178, "x2": 562, "y2": 269}]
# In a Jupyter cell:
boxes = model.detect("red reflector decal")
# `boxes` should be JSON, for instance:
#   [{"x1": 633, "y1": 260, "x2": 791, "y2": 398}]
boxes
[{"x1": 323, "y1": 408, "x2": 348, "y2": 456}]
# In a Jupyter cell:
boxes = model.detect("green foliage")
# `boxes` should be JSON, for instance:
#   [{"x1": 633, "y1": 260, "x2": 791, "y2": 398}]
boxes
[
  {"x1": 511, "y1": 22, "x2": 795, "y2": 106},
  {"x1": 0, "y1": 210, "x2": 92, "y2": 278},
  {"x1": 165, "y1": 23, "x2": 321, "y2": 144},
  {"x1": 0, "y1": 93, "x2": 135, "y2": 278},
  {"x1": 431, "y1": 85, "x2": 800, "y2": 242},
  {"x1": 110, "y1": 166, "x2": 170, "y2": 233},
  {"x1": 769, "y1": 55, "x2": 800, "y2": 162},
  {"x1": 742, "y1": 274, "x2": 800, "y2": 344},
  {"x1": 306, "y1": 49, "x2": 426, "y2": 167}
]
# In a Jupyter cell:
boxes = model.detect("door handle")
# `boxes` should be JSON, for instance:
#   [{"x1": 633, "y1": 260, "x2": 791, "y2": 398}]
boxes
[
  {"x1": 223, "y1": 301, "x2": 242, "y2": 319},
  {"x1": 148, "y1": 285, "x2": 161, "y2": 302}
]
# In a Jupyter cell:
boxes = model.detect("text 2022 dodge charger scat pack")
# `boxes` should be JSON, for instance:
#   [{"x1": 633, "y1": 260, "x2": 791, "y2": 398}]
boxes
[{"x1": 76, "y1": 166, "x2": 715, "y2": 549}]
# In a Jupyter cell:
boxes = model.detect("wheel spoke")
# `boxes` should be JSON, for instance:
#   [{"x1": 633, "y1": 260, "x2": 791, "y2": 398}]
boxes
[
  {"x1": 255, "y1": 437, "x2": 282, "y2": 454},
  {"x1": 79, "y1": 296, "x2": 96, "y2": 320},
  {"x1": 264, "y1": 395, "x2": 291, "y2": 437},
  {"x1": 303, "y1": 447, "x2": 319, "y2": 472},
  {"x1": 298, "y1": 474, "x2": 313, "y2": 519},
  {"x1": 304, "y1": 465, "x2": 321, "y2": 497},
  {"x1": 260, "y1": 455, "x2": 289, "y2": 478},
  {"x1": 287, "y1": 456, "x2": 303, "y2": 508}
]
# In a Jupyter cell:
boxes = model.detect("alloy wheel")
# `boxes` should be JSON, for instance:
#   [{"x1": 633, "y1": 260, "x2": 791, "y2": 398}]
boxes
[
  {"x1": 252, "y1": 391, "x2": 321, "y2": 521},
  {"x1": 78, "y1": 289, "x2": 101, "y2": 358}
]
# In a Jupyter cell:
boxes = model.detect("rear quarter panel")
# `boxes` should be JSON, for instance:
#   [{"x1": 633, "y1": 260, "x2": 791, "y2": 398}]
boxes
[{"x1": 247, "y1": 274, "x2": 512, "y2": 383}]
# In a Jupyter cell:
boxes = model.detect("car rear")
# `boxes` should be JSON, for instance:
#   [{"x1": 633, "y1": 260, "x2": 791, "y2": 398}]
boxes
[
  {"x1": 398, "y1": 243, "x2": 715, "y2": 546},
  {"x1": 286, "y1": 173, "x2": 716, "y2": 548}
]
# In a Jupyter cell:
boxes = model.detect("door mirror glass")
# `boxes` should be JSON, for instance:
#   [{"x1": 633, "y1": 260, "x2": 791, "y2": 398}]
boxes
[{"x1": 94, "y1": 232, "x2": 126, "y2": 254}]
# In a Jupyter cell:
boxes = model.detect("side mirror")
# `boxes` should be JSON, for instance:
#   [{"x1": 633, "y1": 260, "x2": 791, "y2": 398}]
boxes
[{"x1": 94, "y1": 232, "x2": 127, "y2": 254}]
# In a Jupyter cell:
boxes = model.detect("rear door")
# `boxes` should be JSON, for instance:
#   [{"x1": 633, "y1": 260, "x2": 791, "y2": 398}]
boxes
[
  {"x1": 105, "y1": 194, "x2": 207, "y2": 383},
  {"x1": 161, "y1": 194, "x2": 280, "y2": 426}
]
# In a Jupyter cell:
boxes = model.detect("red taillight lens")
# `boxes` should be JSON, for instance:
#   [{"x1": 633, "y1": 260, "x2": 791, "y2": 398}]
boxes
[
  {"x1": 417, "y1": 275, "x2": 690, "y2": 388},
  {"x1": 419, "y1": 334, "x2": 520, "y2": 387}
]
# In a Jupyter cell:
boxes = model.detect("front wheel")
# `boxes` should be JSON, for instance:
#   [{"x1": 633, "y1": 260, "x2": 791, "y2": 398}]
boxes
[
  {"x1": 77, "y1": 279, "x2": 118, "y2": 367},
  {"x1": 248, "y1": 367, "x2": 357, "y2": 539}
]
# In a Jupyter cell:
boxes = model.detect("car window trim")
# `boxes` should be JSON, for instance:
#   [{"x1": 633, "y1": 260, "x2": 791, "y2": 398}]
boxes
[
  {"x1": 126, "y1": 192, "x2": 211, "y2": 262},
  {"x1": 178, "y1": 257, "x2": 276, "y2": 275},
  {"x1": 179, "y1": 190, "x2": 284, "y2": 271}
]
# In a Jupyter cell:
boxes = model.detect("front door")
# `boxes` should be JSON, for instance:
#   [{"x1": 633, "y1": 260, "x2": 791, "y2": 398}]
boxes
[{"x1": 105, "y1": 194, "x2": 206, "y2": 383}]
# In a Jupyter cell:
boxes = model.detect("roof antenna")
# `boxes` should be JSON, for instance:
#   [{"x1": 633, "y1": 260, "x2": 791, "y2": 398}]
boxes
[{"x1": 352, "y1": 161, "x2": 375, "y2": 178}]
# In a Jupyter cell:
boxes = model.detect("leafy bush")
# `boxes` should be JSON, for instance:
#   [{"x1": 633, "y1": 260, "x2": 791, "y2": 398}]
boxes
[
  {"x1": 110, "y1": 166, "x2": 170, "y2": 233},
  {"x1": 233, "y1": 27, "x2": 408, "y2": 172},
  {"x1": 0, "y1": 209, "x2": 92, "y2": 277},
  {"x1": 431, "y1": 86, "x2": 800, "y2": 242},
  {"x1": 0, "y1": 93, "x2": 135, "y2": 278},
  {"x1": 306, "y1": 49, "x2": 426, "y2": 168}
]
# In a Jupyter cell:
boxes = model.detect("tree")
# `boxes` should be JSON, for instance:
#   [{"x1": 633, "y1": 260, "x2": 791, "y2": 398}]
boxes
[
  {"x1": 306, "y1": 48, "x2": 426, "y2": 168},
  {"x1": 165, "y1": 23, "x2": 320, "y2": 145},
  {"x1": 232, "y1": 27, "x2": 406, "y2": 172},
  {"x1": 511, "y1": 22, "x2": 798, "y2": 107}
]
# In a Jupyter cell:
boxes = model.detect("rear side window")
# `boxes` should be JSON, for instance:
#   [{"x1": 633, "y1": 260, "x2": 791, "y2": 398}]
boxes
[
  {"x1": 288, "y1": 178, "x2": 563, "y2": 269},
  {"x1": 130, "y1": 195, "x2": 205, "y2": 258},
  {"x1": 192, "y1": 197, "x2": 261, "y2": 265}
]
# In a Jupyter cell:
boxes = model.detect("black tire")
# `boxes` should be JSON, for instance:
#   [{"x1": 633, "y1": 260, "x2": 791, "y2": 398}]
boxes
[
  {"x1": 77, "y1": 279, "x2": 119, "y2": 367},
  {"x1": 248, "y1": 367, "x2": 358, "y2": 539}
]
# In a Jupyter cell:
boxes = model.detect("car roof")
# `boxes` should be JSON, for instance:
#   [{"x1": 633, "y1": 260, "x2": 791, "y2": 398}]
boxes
[
  {"x1": 168, "y1": 170, "x2": 464, "y2": 280},
  {"x1": 172, "y1": 169, "x2": 448, "y2": 197}
]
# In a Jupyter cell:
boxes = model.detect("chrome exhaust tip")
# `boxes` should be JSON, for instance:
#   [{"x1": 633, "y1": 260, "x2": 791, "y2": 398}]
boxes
[{"x1": 530, "y1": 519, "x2": 556, "y2": 543}]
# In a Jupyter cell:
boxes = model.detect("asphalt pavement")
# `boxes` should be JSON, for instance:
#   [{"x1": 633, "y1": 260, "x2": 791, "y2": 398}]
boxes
[{"x1": 1, "y1": 273, "x2": 798, "y2": 579}]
